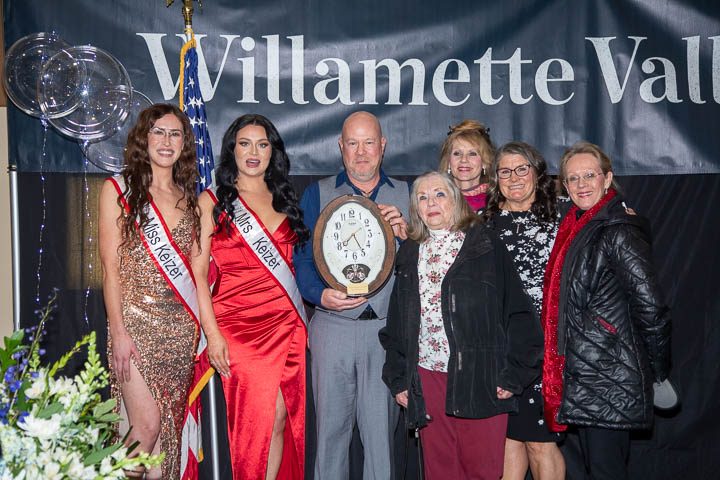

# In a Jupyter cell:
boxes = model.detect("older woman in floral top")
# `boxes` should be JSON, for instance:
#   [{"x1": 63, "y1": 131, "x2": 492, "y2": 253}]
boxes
[{"x1": 380, "y1": 171, "x2": 543, "y2": 479}]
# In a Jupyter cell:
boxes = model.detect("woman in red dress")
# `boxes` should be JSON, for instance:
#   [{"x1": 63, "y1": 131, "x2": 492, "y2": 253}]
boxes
[{"x1": 192, "y1": 114, "x2": 310, "y2": 479}]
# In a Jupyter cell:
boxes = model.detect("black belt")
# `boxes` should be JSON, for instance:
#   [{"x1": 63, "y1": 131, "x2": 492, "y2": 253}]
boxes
[{"x1": 357, "y1": 306, "x2": 379, "y2": 320}]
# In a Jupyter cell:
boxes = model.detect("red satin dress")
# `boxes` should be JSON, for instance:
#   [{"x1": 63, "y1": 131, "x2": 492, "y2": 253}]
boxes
[{"x1": 211, "y1": 216, "x2": 307, "y2": 479}]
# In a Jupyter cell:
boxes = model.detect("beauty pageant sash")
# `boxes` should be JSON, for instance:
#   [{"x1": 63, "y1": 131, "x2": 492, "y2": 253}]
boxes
[
  {"x1": 108, "y1": 177, "x2": 201, "y2": 328},
  {"x1": 207, "y1": 187, "x2": 308, "y2": 326},
  {"x1": 108, "y1": 177, "x2": 211, "y2": 479}
]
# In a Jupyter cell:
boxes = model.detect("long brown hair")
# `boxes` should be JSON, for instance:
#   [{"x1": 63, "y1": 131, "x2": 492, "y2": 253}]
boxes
[
  {"x1": 119, "y1": 103, "x2": 200, "y2": 245},
  {"x1": 483, "y1": 141, "x2": 558, "y2": 224}
]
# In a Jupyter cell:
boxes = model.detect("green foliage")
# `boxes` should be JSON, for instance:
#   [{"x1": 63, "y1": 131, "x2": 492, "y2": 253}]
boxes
[{"x1": 0, "y1": 294, "x2": 164, "y2": 479}]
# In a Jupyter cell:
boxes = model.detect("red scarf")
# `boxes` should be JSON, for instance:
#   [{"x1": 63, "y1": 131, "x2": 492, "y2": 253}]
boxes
[{"x1": 541, "y1": 189, "x2": 616, "y2": 432}]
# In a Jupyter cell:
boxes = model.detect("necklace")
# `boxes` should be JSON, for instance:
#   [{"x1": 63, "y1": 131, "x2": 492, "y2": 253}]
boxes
[
  {"x1": 506, "y1": 210, "x2": 520, "y2": 235},
  {"x1": 505, "y1": 209, "x2": 547, "y2": 242},
  {"x1": 459, "y1": 183, "x2": 482, "y2": 193},
  {"x1": 501, "y1": 200, "x2": 532, "y2": 235},
  {"x1": 352, "y1": 182, "x2": 378, "y2": 197}
]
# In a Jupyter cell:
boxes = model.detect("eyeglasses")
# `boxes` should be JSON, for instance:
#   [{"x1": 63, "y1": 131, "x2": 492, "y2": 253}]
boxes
[
  {"x1": 564, "y1": 171, "x2": 605, "y2": 187},
  {"x1": 496, "y1": 164, "x2": 531, "y2": 179},
  {"x1": 149, "y1": 127, "x2": 184, "y2": 143}
]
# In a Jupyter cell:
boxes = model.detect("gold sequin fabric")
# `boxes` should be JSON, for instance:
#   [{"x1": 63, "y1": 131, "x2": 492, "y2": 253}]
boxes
[{"x1": 108, "y1": 208, "x2": 198, "y2": 479}]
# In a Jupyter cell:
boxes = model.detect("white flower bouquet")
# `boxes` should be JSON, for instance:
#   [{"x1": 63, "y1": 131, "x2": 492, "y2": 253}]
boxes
[{"x1": 0, "y1": 293, "x2": 163, "y2": 479}]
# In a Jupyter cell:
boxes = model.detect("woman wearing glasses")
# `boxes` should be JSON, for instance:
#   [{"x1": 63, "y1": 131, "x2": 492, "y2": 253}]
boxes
[
  {"x1": 99, "y1": 104, "x2": 200, "y2": 478},
  {"x1": 542, "y1": 141, "x2": 670, "y2": 479},
  {"x1": 481, "y1": 142, "x2": 566, "y2": 480},
  {"x1": 438, "y1": 120, "x2": 495, "y2": 211}
]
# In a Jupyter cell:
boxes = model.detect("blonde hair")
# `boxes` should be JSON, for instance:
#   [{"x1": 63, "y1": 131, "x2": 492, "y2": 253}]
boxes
[
  {"x1": 559, "y1": 141, "x2": 619, "y2": 191},
  {"x1": 438, "y1": 120, "x2": 495, "y2": 175},
  {"x1": 407, "y1": 171, "x2": 479, "y2": 242}
]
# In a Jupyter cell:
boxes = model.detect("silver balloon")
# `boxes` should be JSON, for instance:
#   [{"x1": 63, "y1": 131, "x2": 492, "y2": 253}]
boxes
[
  {"x1": 3, "y1": 32, "x2": 78, "y2": 118},
  {"x1": 40, "y1": 45, "x2": 132, "y2": 141},
  {"x1": 80, "y1": 90, "x2": 153, "y2": 173}
]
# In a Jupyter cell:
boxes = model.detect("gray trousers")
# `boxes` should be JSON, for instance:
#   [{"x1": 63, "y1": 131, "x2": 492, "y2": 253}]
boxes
[{"x1": 309, "y1": 310, "x2": 399, "y2": 480}]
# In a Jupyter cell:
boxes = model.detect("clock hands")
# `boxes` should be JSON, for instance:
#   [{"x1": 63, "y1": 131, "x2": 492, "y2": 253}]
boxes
[
  {"x1": 351, "y1": 232, "x2": 363, "y2": 249},
  {"x1": 342, "y1": 227, "x2": 363, "y2": 247}
]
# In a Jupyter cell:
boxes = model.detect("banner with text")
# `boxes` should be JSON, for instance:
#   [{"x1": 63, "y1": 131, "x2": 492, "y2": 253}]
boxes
[{"x1": 5, "y1": 0, "x2": 720, "y2": 175}]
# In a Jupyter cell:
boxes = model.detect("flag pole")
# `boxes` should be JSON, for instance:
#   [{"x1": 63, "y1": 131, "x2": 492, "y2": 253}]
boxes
[
  {"x1": 9, "y1": 163, "x2": 20, "y2": 330},
  {"x1": 182, "y1": 0, "x2": 194, "y2": 30},
  {"x1": 181, "y1": 2, "x2": 221, "y2": 479}
]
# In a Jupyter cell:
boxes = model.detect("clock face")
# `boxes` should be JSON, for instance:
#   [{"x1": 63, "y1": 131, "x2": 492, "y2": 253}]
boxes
[
  {"x1": 313, "y1": 195, "x2": 396, "y2": 296},
  {"x1": 321, "y1": 202, "x2": 386, "y2": 285}
]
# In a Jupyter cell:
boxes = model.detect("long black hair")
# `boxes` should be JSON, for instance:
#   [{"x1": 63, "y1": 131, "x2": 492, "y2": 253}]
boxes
[
  {"x1": 483, "y1": 141, "x2": 557, "y2": 223},
  {"x1": 213, "y1": 114, "x2": 309, "y2": 245}
]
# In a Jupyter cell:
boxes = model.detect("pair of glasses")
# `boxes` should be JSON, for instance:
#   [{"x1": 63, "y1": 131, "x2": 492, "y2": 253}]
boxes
[
  {"x1": 496, "y1": 164, "x2": 531, "y2": 179},
  {"x1": 149, "y1": 127, "x2": 184, "y2": 142},
  {"x1": 564, "y1": 171, "x2": 605, "y2": 186}
]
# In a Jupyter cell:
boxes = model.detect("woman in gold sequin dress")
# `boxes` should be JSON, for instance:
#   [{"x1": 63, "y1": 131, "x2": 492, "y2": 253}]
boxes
[{"x1": 99, "y1": 104, "x2": 201, "y2": 479}]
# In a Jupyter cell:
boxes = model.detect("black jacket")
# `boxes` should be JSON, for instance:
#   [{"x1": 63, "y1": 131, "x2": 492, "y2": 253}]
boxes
[
  {"x1": 557, "y1": 195, "x2": 671, "y2": 429},
  {"x1": 379, "y1": 223, "x2": 543, "y2": 429}
]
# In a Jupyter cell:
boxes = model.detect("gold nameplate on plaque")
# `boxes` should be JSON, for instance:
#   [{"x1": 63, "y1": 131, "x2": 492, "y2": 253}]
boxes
[{"x1": 346, "y1": 282, "x2": 369, "y2": 296}]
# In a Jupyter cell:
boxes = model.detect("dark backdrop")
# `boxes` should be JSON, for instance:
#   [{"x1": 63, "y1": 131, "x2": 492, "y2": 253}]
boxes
[
  {"x1": 8, "y1": 1, "x2": 720, "y2": 477},
  {"x1": 18, "y1": 172, "x2": 720, "y2": 479}
]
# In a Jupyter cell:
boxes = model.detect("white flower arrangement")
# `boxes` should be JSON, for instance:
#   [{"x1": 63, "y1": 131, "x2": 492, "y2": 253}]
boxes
[{"x1": 0, "y1": 293, "x2": 163, "y2": 479}]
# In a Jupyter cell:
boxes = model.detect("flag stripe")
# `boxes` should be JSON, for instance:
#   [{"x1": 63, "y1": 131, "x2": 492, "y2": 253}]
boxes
[{"x1": 182, "y1": 33, "x2": 215, "y2": 193}]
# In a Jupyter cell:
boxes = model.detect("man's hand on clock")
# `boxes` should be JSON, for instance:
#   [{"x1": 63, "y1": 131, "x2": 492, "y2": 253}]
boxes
[
  {"x1": 377, "y1": 203, "x2": 407, "y2": 240},
  {"x1": 321, "y1": 288, "x2": 367, "y2": 311}
]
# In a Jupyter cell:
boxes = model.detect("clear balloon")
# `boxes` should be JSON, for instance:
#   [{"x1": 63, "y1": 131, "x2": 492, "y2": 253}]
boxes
[
  {"x1": 80, "y1": 90, "x2": 152, "y2": 173},
  {"x1": 3, "y1": 32, "x2": 77, "y2": 118},
  {"x1": 40, "y1": 45, "x2": 132, "y2": 141}
]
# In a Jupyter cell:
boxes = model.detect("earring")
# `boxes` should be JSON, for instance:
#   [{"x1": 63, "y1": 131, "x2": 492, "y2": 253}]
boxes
[
  {"x1": 447, "y1": 168, "x2": 452, "y2": 175},
  {"x1": 482, "y1": 166, "x2": 486, "y2": 176},
  {"x1": 604, "y1": 187, "x2": 608, "y2": 195}
]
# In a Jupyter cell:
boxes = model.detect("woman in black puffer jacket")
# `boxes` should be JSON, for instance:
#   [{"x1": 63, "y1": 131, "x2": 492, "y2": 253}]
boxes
[{"x1": 542, "y1": 141, "x2": 671, "y2": 480}]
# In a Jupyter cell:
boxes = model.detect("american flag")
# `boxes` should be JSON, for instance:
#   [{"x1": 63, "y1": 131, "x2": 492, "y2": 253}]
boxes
[
  {"x1": 181, "y1": 34, "x2": 214, "y2": 192},
  {"x1": 179, "y1": 32, "x2": 214, "y2": 480}
]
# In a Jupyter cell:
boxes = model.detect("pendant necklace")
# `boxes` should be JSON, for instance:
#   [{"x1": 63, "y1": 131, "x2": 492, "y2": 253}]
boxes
[
  {"x1": 507, "y1": 210, "x2": 522, "y2": 234},
  {"x1": 355, "y1": 183, "x2": 377, "y2": 198},
  {"x1": 460, "y1": 183, "x2": 482, "y2": 194}
]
